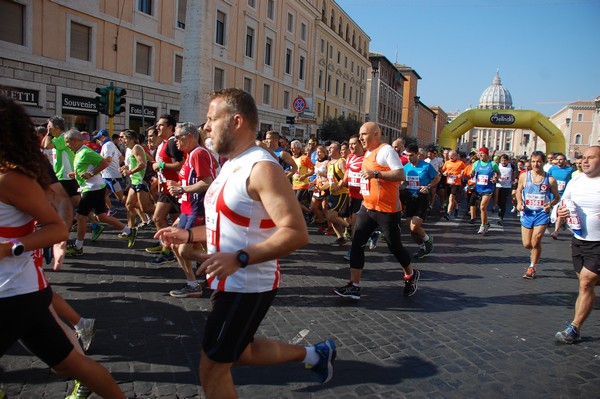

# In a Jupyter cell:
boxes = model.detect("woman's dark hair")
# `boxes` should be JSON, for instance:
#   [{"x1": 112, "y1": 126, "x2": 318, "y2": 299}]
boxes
[{"x1": 0, "y1": 95, "x2": 53, "y2": 188}]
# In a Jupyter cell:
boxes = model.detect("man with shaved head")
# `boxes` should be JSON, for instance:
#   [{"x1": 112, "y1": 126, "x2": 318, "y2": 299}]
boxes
[{"x1": 334, "y1": 122, "x2": 420, "y2": 300}]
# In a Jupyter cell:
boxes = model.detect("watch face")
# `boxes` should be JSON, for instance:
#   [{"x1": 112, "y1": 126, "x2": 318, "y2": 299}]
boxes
[
  {"x1": 237, "y1": 251, "x2": 249, "y2": 266},
  {"x1": 12, "y1": 243, "x2": 25, "y2": 256}
]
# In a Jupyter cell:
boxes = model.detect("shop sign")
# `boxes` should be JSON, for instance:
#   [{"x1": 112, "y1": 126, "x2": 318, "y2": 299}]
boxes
[
  {"x1": 0, "y1": 86, "x2": 39, "y2": 106},
  {"x1": 130, "y1": 104, "x2": 157, "y2": 119},
  {"x1": 62, "y1": 94, "x2": 97, "y2": 113}
]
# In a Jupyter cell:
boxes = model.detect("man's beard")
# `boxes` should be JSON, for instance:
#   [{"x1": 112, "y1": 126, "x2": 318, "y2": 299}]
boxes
[{"x1": 212, "y1": 120, "x2": 235, "y2": 157}]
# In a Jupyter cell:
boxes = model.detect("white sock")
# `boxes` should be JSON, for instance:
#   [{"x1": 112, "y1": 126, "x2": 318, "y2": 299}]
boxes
[
  {"x1": 122, "y1": 226, "x2": 131, "y2": 234},
  {"x1": 303, "y1": 346, "x2": 320, "y2": 366},
  {"x1": 74, "y1": 318, "x2": 85, "y2": 331},
  {"x1": 75, "y1": 240, "x2": 84, "y2": 249},
  {"x1": 187, "y1": 280, "x2": 198, "y2": 288},
  {"x1": 419, "y1": 244, "x2": 425, "y2": 249},
  {"x1": 422, "y1": 234, "x2": 430, "y2": 242}
]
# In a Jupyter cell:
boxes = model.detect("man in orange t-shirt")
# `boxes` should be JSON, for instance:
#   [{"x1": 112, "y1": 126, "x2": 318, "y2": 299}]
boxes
[
  {"x1": 333, "y1": 122, "x2": 420, "y2": 300},
  {"x1": 441, "y1": 150, "x2": 466, "y2": 219}
]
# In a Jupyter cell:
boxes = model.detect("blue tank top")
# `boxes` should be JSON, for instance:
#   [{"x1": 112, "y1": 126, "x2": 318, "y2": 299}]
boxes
[
  {"x1": 474, "y1": 160, "x2": 496, "y2": 194},
  {"x1": 522, "y1": 171, "x2": 551, "y2": 212}
]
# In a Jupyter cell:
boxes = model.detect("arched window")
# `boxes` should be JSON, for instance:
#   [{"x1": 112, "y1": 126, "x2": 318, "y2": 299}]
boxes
[{"x1": 574, "y1": 133, "x2": 582, "y2": 144}]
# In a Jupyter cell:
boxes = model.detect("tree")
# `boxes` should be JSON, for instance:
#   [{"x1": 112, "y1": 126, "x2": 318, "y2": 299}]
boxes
[{"x1": 317, "y1": 114, "x2": 362, "y2": 143}]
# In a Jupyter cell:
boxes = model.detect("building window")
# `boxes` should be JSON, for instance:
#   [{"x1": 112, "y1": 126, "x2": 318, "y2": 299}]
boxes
[
  {"x1": 349, "y1": 86, "x2": 353, "y2": 102},
  {"x1": 263, "y1": 84, "x2": 271, "y2": 105},
  {"x1": 300, "y1": 22, "x2": 307, "y2": 42},
  {"x1": 577, "y1": 113, "x2": 584, "y2": 122},
  {"x1": 287, "y1": 13, "x2": 294, "y2": 33},
  {"x1": 327, "y1": 74, "x2": 332, "y2": 92},
  {"x1": 266, "y1": 0, "x2": 275, "y2": 20},
  {"x1": 216, "y1": 11, "x2": 226, "y2": 45},
  {"x1": 70, "y1": 21, "x2": 91, "y2": 61},
  {"x1": 177, "y1": 0, "x2": 187, "y2": 29},
  {"x1": 285, "y1": 48, "x2": 292, "y2": 75},
  {"x1": 283, "y1": 90, "x2": 290, "y2": 110},
  {"x1": 344, "y1": 56, "x2": 348, "y2": 68},
  {"x1": 138, "y1": 0, "x2": 152, "y2": 15},
  {"x1": 213, "y1": 67, "x2": 224, "y2": 91},
  {"x1": 135, "y1": 42, "x2": 152, "y2": 75},
  {"x1": 248, "y1": 0, "x2": 256, "y2": 8},
  {"x1": 343, "y1": 82, "x2": 346, "y2": 99},
  {"x1": 318, "y1": 70, "x2": 323, "y2": 89},
  {"x1": 337, "y1": 51, "x2": 341, "y2": 64},
  {"x1": 320, "y1": 38, "x2": 325, "y2": 53},
  {"x1": 328, "y1": 44, "x2": 333, "y2": 59},
  {"x1": 0, "y1": 0, "x2": 24, "y2": 45},
  {"x1": 574, "y1": 133, "x2": 582, "y2": 144},
  {"x1": 245, "y1": 27, "x2": 254, "y2": 58},
  {"x1": 174, "y1": 55, "x2": 183, "y2": 83},
  {"x1": 299, "y1": 56, "x2": 305, "y2": 80},
  {"x1": 265, "y1": 37, "x2": 273, "y2": 66},
  {"x1": 335, "y1": 79, "x2": 339, "y2": 96},
  {"x1": 243, "y1": 77, "x2": 252, "y2": 94}
]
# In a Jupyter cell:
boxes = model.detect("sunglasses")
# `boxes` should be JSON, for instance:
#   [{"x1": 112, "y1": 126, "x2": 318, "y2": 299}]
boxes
[{"x1": 174, "y1": 134, "x2": 189, "y2": 140}]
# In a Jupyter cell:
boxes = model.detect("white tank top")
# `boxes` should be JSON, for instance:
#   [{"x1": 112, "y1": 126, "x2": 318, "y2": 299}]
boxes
[
  {"x1": 0, "y1": 200, "x2": 48, "y2": 298},
  {"x1": 204, "y1": 146, "x2": 279, "y2": 293}
]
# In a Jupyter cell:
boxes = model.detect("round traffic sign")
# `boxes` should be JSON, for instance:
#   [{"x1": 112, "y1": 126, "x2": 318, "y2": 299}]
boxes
[{"x1": 292, "y1": 96, "x2": 307, "y2": 113}]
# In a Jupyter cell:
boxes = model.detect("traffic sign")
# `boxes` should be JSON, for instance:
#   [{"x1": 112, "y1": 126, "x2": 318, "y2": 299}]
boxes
[{"x1": 292, "y1": 96, "x2": 307, "y2": 113}]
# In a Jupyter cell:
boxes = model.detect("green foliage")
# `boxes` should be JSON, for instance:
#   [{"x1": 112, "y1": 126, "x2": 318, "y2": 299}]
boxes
[{"x1": 317, "y1": 115, "x2": 362, "y2": 143}]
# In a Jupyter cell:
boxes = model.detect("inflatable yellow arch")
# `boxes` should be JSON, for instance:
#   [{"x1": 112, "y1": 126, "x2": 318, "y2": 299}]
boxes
[{"x1": 438, "y1": 109, "x2": 566, "y2": 154}]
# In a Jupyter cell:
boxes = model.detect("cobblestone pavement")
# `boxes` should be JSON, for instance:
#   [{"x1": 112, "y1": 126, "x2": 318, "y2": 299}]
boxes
[{"x1": 1, "y1": 207, "x2": 599, "y2": 398}]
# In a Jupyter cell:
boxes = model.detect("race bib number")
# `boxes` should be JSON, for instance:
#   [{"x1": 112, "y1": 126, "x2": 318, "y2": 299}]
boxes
[
  {"x1": 525, "y1": 193, "x2": 545, "y2": 210},
  {"x1": 558, "y1": 181, "x2": 566, "y2": 192},
  {"x1": 477, "y1": 175, "x2": 489, "y2": 185},
  {"x1": 360, "y1": 177, "x2": 370, "y2": 196},
  {"x1": 407, "y1": 175, "x2": 420, "y2": 188},
  {"x1": 447, "y1": 175, "x2": 456, "y2": 185},
  {"x1": 348, "y1": 171, "x2": 361, "y2": 187}
]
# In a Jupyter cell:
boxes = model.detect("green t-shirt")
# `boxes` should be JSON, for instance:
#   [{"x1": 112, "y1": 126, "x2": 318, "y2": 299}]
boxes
[
  {"x1": 52, "y1": 134, "x2": 75, "y2": 180},
  {"x1": 129, "y1": 144, "x2": 147, "y2": 185},
  {"x1": 74, "y1": 146, "x2": 105, "y2": 193}
]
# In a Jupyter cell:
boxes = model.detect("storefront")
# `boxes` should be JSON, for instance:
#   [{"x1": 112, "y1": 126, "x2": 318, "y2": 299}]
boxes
[
  {"x1": 61, "y1": 94, "x2": 98, "y2": 133},
  {"x1": 0, "y1": 86, "x2": 47, "y2": 126}
]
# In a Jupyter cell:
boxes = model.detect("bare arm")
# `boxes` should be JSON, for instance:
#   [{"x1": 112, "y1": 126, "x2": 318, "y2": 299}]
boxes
[
  {"x1": 515, "y1": 173, "x2": 526, "y2": 211},
  {"x1": 280, "y1": 151, "x2": 298, "y2": 178}
]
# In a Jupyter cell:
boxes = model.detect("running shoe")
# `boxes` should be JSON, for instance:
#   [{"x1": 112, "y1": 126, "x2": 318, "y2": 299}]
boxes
[
  {"x1": 127, "y1": 227, "x2": 137, "y2": 248},
  {"x1": 324, "y1": 228, "x2": 335, "y2": 236},
  {"x1": 66, "y1": 244, "x2": 83, "y2": 256},
  {"x1": 145, "y1": 243, "x2": 164, "y2": 253},
  {"x1": 368, "y1": 231, "x2": 382, "y2": 249},
  {"x1": 497, "y1": 218, "x2": 504, "y2": 226},
  {"x1": 150, "y1": 251, "x2": 176, "y2": 265},
  {"x1": 469, "y1": 219, "x2": 476, "y2": 225},
  {"x1": 65, "y1": 380, "x2": 92, "y2": 399},
  {"x1": 343, "y1": 249, "x2": 351, "y2": 261},
  {"x1": 477, "y1": 225, "x2": 486, "y2": 234},
  {"x1": 511, "y1": 206, "x2": 517, "y2": 213},
  {"x1": 403, "y1": 269, "x2": 421, "y2": 297},
  {"x1": 75, "y1": 318, "x2": 96, "y2": 352},
  {"x1": 107, "y1": 208, "x2": 118, "y2": 217},
  {"x1": 317, "y1": 223, "x2": 329, "y2": 233},
  {"x1": 442, "y1": 212, "x2": 450, "y2": 221},
  {"x1": 91, "y1": 224, "x2": 105, "y2": 241},
  {"x1": 555, "y1": 322, "x2": 581, "y2": 344},
  {"x1": 551, "y1": 231, "x2": 558, "y2": 240},
  {"x1": 330, "y1": 237, "x2": 347, "y2": 247},
  {"x1": 117, "y1": 231, "x2": 129, "y2": 239},
  {"x1": 523, "y1": 266, "x2": 536, "y2": 279},
  {"x1": 43, "y1": 246, "x2": 53, "y2": 265},
  {"x1": 169, "y1": 284, "x2": 203, "y2": 298},
  {"x1": 309, "y1": 339, "x2": 336, "y2": 383},
  {"x1": 454, "y1": 208, "x2": 459, "y2": 217},
  {"x1": 424, "y1": 236, "x2": 434, "y2": 255},
  {"x1": 414, "y1": 248, "x2": 427, "y2": 259},
  {"x1": 343, "y1": 228, "x2": 352, "y2": 240},
  {"x1": 333, "y1": 282, "x2": 360, "y2": 300}
]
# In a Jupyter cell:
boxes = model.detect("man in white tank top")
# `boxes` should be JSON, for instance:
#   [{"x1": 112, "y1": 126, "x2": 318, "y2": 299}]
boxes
[{"x1": 155, "y1": 89, "x2": 337, "y2": 397}]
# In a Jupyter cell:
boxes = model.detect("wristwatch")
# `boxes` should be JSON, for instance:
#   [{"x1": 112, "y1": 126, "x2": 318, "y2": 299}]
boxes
[
  {"x1": 236, "y1": 250, "x2": 250, "y2": 268},
  {"x1": 9, "y1": 240, "x2": 25, "y2": 256},
  {"x1": 373, "y1": 170, "x2": 380, "y2": 179}
]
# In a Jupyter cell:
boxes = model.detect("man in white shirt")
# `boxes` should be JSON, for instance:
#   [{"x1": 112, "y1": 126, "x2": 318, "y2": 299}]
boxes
[{"x1": 555, "y1": 146, "x2": 600, "y2": 344}]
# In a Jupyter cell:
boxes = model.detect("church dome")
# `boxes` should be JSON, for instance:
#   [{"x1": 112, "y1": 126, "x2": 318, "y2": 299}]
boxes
[{"x1": 478, "y1": 71, "x2": 513, "y2": 110}]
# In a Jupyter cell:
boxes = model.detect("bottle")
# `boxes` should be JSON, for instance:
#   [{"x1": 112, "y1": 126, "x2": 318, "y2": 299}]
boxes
[{"x1": 562, "y1": 199, "x2": 582, "y2": 236}]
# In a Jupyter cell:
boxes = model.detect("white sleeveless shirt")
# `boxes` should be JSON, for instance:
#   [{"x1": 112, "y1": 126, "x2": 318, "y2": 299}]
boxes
[{"x1": 204, "y1": 146, "x2": 279, "y2": 293}]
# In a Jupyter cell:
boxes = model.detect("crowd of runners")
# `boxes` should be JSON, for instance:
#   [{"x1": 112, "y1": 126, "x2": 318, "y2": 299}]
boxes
[{"x1": 1, "y1": 89, "x2": 599, "y2": 399}]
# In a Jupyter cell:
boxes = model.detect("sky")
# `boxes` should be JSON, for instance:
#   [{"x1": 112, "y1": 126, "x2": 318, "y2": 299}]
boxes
[{"x1": 336, "y1": 0, "x2": 600, "y2": 116}]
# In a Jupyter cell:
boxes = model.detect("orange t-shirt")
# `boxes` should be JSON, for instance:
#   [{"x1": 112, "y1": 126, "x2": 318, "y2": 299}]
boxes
[
  {"x1": 442, "y1": 159, "x2": 466, "y2": 186},
  {"x1": 361, "y1": 144, "x2": 401, "y2": 213}
]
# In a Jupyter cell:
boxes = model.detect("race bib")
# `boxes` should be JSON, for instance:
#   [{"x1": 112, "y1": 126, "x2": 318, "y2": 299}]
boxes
[
  {"x1": 558, "y1": 181, "x2": 566, "y2": 192},
  {"x1": 407, "y1": 175, "x2": 420, "y2": 188},
  {"x1": 360, "y1": 177, "x2": 370, "y2": 196},
  {"x1": 447, "y1": 175, "x2": 456, "y2": 185},
  {"x1": 525, "y1": 193, "x2": 545, "y2": 210},
  {"x1": 348, "y1": 171, "x2": 361, "y2": 187},
  {"x1": 477, "y1": 175, "x2": 489, "y2": 185}
]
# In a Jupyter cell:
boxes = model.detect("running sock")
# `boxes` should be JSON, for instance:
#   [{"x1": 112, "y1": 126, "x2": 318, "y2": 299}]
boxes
[
  {"x1": 303, "y1": 346, "x2": 320, "y2": 366},
  {"x1": 187, "y1": 280, "x2": 198, "y2": 288},
  {"x1": 419, "y1": 244, "x2": 425, "y2": 249},
  {"x1": 75, "y1": 240, "x2": 84, "y2": 249},
  {"x1": 422, "y1": 234, "x2": 430, "y2": 242},
  {"x1": 122, "y1": 226, "x2": 131, "y2": 234}
]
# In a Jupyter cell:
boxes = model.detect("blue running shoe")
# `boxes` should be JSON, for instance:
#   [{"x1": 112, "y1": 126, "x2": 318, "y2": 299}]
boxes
[
  {"x1": 310, "y1": 338, "x2": 336, "y2": 383},
  {"x1": 555, "y1": 322, "x2": 581, "y2": 344}
]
